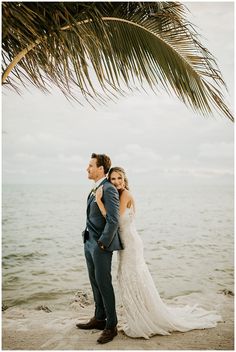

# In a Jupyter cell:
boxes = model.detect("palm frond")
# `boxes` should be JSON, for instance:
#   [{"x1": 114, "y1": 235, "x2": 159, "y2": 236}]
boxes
[{"x1": 1, "y1": 2, "x2": 233, "y2": 120}]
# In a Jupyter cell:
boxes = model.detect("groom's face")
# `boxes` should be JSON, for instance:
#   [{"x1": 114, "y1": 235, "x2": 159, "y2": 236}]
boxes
[{"x1": 87, "y1": 158, "x2": 103, "y2": 181}]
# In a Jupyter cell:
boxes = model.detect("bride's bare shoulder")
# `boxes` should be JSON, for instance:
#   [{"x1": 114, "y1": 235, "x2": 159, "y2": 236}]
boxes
[
  {"x1": 120, "y1": 189, "x2": 132, "y2": 199},
  {"x1": 120, "y1": 189, "x2": 135, "y2": 207}
]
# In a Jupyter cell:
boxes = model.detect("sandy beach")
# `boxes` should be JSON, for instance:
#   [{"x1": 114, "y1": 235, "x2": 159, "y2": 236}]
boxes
[{"x1": 2, "y1": 291, "x2": 234, "y2": 350}]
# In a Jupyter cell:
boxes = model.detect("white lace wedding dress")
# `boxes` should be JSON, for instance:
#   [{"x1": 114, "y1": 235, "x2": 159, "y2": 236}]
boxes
[{"x1": 117, "y1": 207, "x2": 222, "y2": 339}]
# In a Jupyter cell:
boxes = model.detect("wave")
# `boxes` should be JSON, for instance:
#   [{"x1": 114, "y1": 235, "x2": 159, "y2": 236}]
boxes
[
  {"x1": 3, "y1": 288, "x2": 79, "y2": 308},
  {"x1": 3, "y1": 251, "x2": 48, "y2": 262}
]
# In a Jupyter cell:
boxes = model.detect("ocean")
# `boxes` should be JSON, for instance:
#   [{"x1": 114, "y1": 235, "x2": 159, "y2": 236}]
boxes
[{"x1": 2, "y1": 183, "x2": 234, "y2": 310}]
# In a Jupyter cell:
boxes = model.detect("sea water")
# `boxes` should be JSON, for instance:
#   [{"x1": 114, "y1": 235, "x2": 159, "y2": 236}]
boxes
[{"x1": 2, "y1": 183, "x2": 233, "y2": 310}]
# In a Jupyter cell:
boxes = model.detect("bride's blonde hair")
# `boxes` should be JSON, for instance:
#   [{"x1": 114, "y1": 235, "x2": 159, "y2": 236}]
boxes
[{"x1": 108, "y1": 167, "x2": 129, "y2": 190}]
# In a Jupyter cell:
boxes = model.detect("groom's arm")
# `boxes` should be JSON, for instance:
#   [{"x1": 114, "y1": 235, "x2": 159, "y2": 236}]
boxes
[{"x1": 98, "y1": 185, "x2": 119, "y2": 249}]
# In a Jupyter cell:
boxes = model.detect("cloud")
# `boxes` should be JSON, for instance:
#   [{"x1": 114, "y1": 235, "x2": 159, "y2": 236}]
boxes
[
  {"x1": 114, "y1": 144, "x2": 163, "y2": 173},
  {"x1": 198, "y1": 142, "x2": 233, "y2": 159},
  {"x1": 162, "y1": 167, "x2": 233, "y2": 178},
  {"x1": 2, "y1": 3, "x2": 234, "y2": 185},
  {"x1": 57, "y1": 154, "x2": 86, "y2": 165},
  {"x1": 125, "y1": 144, "x2": 162, "y2": 161}
]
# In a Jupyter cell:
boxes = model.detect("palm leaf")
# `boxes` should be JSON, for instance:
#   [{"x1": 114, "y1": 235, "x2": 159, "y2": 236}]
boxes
[{"x1": 1, "y1": 2, "x2": 233, "y2": 120}]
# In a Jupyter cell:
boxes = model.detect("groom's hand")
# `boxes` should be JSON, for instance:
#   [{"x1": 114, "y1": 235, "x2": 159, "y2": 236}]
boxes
[{"x1": 97, "y1": 240, "x2": 106, "y2": 250}]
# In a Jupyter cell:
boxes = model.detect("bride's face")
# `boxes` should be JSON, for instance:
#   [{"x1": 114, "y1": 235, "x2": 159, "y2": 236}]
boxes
[{"x1": 110, "y1": 171, "x2": 125, "y2": 190}]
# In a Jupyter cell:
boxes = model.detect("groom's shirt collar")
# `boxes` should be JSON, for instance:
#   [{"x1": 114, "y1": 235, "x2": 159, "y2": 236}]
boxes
[{"x1": 94, "y1": 177, "x2": 106, "y2": 189}]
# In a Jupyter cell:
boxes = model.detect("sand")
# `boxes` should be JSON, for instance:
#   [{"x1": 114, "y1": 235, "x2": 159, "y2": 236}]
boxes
[{"x1": 2, "y1": 292, "x2": 234, "y2": 350}]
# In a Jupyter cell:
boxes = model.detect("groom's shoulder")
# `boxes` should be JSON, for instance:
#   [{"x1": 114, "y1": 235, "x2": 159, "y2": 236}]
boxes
[{"x1": 103, "y1": 180, "x2": 118, "y2": 193}]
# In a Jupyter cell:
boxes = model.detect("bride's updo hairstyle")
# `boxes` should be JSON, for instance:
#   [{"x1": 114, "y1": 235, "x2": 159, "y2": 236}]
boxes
[{"x1": 108, "y1": 167, "x2": 129, "y2": 190}]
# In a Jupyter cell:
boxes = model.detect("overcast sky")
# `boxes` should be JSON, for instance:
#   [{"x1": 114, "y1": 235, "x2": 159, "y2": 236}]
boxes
[{"x1": 2, "y1": 2, "x2": 234, "y2": 187}]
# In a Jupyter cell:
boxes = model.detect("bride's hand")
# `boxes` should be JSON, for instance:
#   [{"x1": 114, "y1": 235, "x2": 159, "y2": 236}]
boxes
[{"x1": 95, "y1": 185, "x2": 103, "y2": 202}]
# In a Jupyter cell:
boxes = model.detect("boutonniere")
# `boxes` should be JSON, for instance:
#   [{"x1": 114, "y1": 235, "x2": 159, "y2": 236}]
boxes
[
  {"x1": 92, "y1": 188, "x2": 98, "y2": 202},
  {"x1": 91, "y1": 188, "x2": 97, "y2": 197}
]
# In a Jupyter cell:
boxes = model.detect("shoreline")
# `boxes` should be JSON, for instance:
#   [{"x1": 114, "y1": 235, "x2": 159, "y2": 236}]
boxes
[{"x1": 2, "y1": 292, "x2": 234, "y2": 350}]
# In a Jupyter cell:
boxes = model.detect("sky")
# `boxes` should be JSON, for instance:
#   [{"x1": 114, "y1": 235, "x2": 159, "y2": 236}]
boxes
[{"x1": 2, "y1": 1, "x2": 234, "y2": 187}]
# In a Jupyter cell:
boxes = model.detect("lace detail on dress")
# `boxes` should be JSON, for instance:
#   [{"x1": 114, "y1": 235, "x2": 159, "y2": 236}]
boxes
[{"x1": 117, "y1": 208, "x2": 222, "y2": 339}]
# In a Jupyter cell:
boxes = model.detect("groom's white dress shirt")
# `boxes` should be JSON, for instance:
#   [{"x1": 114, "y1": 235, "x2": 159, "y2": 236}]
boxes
[
  {"x1": 88, "y1": 177, "x2": 106, "y2": 200},
  {"x1": 94, "y1": 177, "x2": 107, "y2": 190}
]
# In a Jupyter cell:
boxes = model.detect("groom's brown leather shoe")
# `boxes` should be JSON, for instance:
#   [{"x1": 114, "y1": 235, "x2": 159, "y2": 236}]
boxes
[
  {"x1": 76, "y1": 317, "x2": 106, "y2": 330},
  {"x1": 97, "y1": 327, "x2": 118, "y2": 344}
]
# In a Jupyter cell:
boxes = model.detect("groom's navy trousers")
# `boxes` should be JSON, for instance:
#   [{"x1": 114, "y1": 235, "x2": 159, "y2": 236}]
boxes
[{"x1": 83, "y1": 179, "x2": 123, "y2": 329}]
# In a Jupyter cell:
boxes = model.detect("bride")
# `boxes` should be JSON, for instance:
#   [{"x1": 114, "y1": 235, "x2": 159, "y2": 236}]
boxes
[{"x1": 95, "y1": 166, "x2": 222, "y2": 339}]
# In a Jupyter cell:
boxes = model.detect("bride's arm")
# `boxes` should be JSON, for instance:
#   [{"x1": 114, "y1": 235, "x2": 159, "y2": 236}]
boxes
[
  {"x1": 119, "y1": 192, "x2": 128, "y2": 215},
  {"x1": 119, "y1": 190, "x2": 135, "y2": 215},
  {"x1": 95, "y1": 186, "x2": 107, "y2": 217},
  {"x1": 96, "y1": 186, "x2": 134, "y2": 217}
]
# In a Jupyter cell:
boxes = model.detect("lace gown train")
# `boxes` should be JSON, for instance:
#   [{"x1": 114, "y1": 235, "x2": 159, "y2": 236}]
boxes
[{"x1": 117, "y1": 208, "x2": 222, "y2": 339}]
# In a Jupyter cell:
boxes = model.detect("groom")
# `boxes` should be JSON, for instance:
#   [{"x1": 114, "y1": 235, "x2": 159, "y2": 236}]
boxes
[{"x1": 76, "y1": 153, "x2": 123, "y2": 344}]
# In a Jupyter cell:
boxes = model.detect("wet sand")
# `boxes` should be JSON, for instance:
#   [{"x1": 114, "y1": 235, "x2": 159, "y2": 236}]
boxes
[{"x1": 2, "y1": 292, "x2": 234, "y2": 350}]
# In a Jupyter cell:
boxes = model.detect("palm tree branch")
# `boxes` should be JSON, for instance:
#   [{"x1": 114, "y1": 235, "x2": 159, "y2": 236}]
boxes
[{"x1": 2, "y1": 2, "x2": 233, "y2": 120}]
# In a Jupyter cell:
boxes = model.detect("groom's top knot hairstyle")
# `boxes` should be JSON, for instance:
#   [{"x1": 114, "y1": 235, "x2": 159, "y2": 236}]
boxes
[{"x1": 91, "y1": 153, "x2": 111, "y2": 175}]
